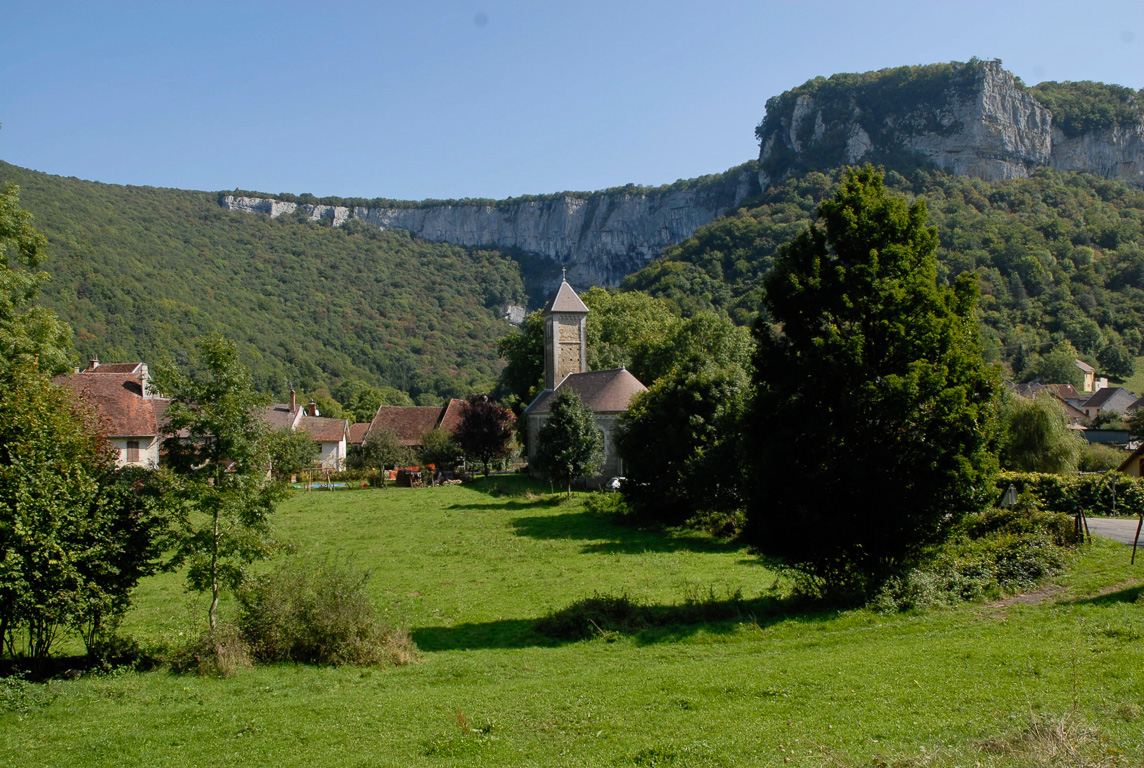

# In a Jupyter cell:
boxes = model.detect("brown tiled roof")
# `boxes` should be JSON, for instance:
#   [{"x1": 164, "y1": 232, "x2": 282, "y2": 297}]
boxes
[
  {"x1": 526, "y1": 368, "x2": 647, "y2": 415},
  {"x1": 348, "y1": 422, "x2": 371, "y2": 445},
  {"x1": 298, "y1": 415, "x2": 348, "y2": 443},
  {"x1": 54, "y1": 371, "x2": 167, "y2": 437},
  {"x1": 543, "y1": 281, "x2": 589, "y2": 314},
  {"x1": 1007, "y1": 382, "x2": 1088, "y2": 422},
  {"x1": 263, "y1": 403, "x2": 302, "y2": 431},
  {"x1": 88, "y1": 362, "x2": 144, "y2": 374},
  {"x1": 438, "y1": 399, "x2": 466, "y2": 434},
  {"x1": 1046, "y1": 384, "x2": 1081, "y2": 402},
  {"x1": 368, "y1": 406, "x2": 444, "y2": 446}
]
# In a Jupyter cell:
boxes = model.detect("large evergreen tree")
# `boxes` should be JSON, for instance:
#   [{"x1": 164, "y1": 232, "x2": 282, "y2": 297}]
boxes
[{"x1": 745, "y1": 166, "x2": 999, "y2": 599}]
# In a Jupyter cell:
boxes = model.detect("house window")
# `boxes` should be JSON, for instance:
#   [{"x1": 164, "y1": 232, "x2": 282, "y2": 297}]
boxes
[{"x1": 126, "y1": 441, "x2": 140, "y2": 463}]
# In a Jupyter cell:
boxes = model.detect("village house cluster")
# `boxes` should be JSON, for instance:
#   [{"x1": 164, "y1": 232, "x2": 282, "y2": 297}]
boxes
[
  {"x1": 53, "y1": 280, "x2": 650, "y2": 484},
  {"x1": 52, "y1": 279, "x2": 1144, "y2": 484}
]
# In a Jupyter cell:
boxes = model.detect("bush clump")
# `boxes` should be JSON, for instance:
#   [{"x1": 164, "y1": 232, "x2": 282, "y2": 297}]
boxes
[
  {"x1": 870, "y1": 505, "x2": 1080, "y2": 612},
  {"x1": 236, "y1": 557, "x2": 418, "y2": 667},
  {"x1": 167, "y1": 624, "x2": 252, "y2": 677}
]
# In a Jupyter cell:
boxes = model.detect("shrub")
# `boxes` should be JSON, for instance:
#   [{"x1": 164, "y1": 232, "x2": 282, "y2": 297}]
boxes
[
  {"x1": 167, "y1": 624, "x2": 252, "y2": 677},
  {"x1": 583, "y1": 491, "x2": 632, "y2": 519},
  {"x1": 236, "y1": 557, "x2": 418, "y2": 667},
  {"x1": 957, "y1": 505, "x2": 1080, "y2": 547},
  {"x1": 870, "y1": 506, "x2": 1080, "y2": 612},
  {"x1": 535, "y1": 588, "x2": 752, "y2": 640},
  {"x1": 998, "y1": 471, "x2": 1144, "y2": 517},
  {"x1": 1078, "y1": 443, "x2": 1129, "y2": 473}
]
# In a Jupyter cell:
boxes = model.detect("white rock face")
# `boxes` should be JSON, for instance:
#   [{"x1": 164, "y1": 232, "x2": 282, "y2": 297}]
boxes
[
  {"x1": 221, "y1": 166, "x2": 756, "y2": 288},
  {"x1": 758, "y1": 59, "x2": 1144, "y2": 189},
  {"x1": 1050, "y1": 125, "x2": 1144, "y2": 187}
]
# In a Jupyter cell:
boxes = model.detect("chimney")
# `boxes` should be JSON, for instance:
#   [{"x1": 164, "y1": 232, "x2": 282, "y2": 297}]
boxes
[
  {"x1": 290, "y1": 389, "x2": 297, "y2": 413},
  {"x1": 307, "y1": 400, "x2": 318, "y2": 417},
  {"x1": 88, "y1": 356, "x2": 99, "y2": 371}
]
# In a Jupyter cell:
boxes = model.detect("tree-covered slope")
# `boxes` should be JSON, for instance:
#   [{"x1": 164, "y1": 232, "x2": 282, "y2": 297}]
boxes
[
  {"x1": 623, "y1": 167, "x2": 1144, "y2": 376},
  {"x1": 0, "y1": 161, "x2": 524, "y2": 399}
]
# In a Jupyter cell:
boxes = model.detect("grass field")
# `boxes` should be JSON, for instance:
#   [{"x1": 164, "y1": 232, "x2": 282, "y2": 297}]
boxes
[{"x1": 3, "y1": 478, "x2": 1144, "y2": 767}]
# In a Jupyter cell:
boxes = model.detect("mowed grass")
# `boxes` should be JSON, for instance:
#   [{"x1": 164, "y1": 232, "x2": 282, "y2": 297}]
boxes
[{"x1": 4, "y1": 477, "x2": 1144, "y2": 767}]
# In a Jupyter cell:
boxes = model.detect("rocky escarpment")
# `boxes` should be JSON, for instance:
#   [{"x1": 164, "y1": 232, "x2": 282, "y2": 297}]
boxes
[
  {"x1": 221, "y1": 165, "x2": 758, "y2": 289},
  {"x1": 757, "y1": 59, "x2": 1144, "y2": 189}
]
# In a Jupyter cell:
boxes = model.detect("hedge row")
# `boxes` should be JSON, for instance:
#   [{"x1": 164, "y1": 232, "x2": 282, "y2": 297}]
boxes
[{"x1": 998, "y1": 471, "x2": 1144, "y2": 518}]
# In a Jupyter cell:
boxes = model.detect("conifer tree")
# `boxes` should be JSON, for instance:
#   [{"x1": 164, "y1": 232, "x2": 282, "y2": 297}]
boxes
[{"x1": 745, "y1": 166, "x2": 999, "y2": 599}]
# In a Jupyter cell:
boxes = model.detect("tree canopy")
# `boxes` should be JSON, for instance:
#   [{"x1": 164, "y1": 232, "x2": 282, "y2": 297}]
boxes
[
  {"x1": 999, "y1": 391, "x2": 1085, "y2": 473},
  {"x1": 0, "y1": 183, "x2": 71, "y2": 376},
  {"x1": 455, "y1": 395, "x2": 516, "y2": 478},
  {"x1": 152, "y1": 333, "x2": 284, "y2": 631},
  {"x1": 745, "y1": 166, "x2": 1000, "y2": 599},
  {"x1": 533, "y1": 390, "x2": 604, "y2": 496}
]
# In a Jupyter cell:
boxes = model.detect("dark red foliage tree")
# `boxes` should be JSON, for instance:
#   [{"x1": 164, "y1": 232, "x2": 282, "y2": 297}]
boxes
[{"x1": 455, "y1": 395, "x2": 515, "y2": 479}]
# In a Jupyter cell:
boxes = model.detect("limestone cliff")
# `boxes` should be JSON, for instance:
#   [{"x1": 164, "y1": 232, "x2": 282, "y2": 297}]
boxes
[
  {"x1": 756, "y1": 59, "x2": 1144, "y2": 189},
  {"x1": 221, "y1": 165, "x2": 758, "y2": 290}
]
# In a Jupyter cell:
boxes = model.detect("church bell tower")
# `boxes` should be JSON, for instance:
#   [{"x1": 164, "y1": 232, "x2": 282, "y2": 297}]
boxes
[{"x1": 542, "y1": 274, "x2": 589, "y2": 391}]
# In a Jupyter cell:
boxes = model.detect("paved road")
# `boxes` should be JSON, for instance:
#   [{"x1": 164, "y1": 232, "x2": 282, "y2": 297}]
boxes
[{"x1": 1085, "y1": 517, "x2": 1143, "y2": 545}]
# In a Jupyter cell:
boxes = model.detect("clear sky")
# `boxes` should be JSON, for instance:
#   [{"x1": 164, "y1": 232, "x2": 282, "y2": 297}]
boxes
[{"x1": 2, "y1": 1, "x2": 1142, "y2": 201}]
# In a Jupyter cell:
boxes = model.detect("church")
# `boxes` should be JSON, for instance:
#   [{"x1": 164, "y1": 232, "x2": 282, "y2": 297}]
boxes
[{"x1": 523, "y1": 279, "x2": 647, "y2": 484}]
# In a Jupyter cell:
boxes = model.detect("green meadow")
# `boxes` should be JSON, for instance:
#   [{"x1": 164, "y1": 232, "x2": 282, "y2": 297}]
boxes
[{"x1": 3, "y1": 478, "x2": 1143, "y2": 767}]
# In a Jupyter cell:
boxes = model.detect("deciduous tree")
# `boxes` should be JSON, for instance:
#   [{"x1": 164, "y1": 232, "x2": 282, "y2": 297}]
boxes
[
  {"x1": 0, "y1": 184, "x2": 71, "y2": 376},
  {"x1": 153, "y1": 333, "x2": 284, "y2": 631},
  {"x1": 455, "y1": 395, "x2": 515, "y2": 479},
  {"x1": 0, "y1": 363, "x2": 170, "y2": 663},
  {"x1": 534, "y1": 390, "x2": 603, "y2": 497},
  {"x1": 999, "y1": 391, "x2": 1085, "y2": 473},
  {"x1": 355, "y1": 427, "x2": 413, "y2": 486}
]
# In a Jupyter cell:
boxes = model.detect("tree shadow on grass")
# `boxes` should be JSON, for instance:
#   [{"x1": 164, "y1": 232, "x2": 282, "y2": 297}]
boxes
[
  {"x1": 454, "y1": 475, "x2": 554, "y2": 497},
  {"x1": 447, "y1": 496, "x2": 563, "y2": 512},
  {"x1": 509, "y1": 509, "x2": 744, "y2": 555},
  {"x1": 410, "y1": 595, "x2": 835, "y2": 652},
  {"x1": 1061, "y1": 582, "x2": 1144, "y2": 607}
]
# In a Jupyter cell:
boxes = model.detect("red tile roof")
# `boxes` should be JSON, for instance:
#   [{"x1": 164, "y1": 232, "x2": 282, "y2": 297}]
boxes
[
  {"x1": 54, "y1": 371, "x2": 169, "y2": 437},
  {"x1": 368, "y1": 406, "x2": 444, "y2": 446},
  {"x1": 298, "y1": 415, "x2": 348, "y2": 443},
  {"x1": 348, "y1": 422, "x2": 371, "y2": 445},
  {"x1": 438, "y1": 399, "x2": 466, "y2": 434},
  {"x1": 263, "y1": 403, "x2": 302, "y2": 431},
  {"x1": 526, "y1": 368, "x2": 647, "y2": 415},
  {"x1": 88, "y1": 362, "x2": 144, "y2": 374}
]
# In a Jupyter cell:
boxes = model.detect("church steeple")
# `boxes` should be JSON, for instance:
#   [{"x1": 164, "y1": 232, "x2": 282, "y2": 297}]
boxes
[{"x1": 542, "y1": 276, "x2": 588, "y2": 390}]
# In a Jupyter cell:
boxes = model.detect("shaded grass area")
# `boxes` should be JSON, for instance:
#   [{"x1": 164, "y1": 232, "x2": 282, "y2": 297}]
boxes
[{"x1": 4, "y1": 483, "x2": 1144, "y2": 767}]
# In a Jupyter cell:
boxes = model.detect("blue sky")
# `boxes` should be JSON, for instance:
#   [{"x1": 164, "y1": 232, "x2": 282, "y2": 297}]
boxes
[{"x1": 2, "y1": 1, "x2": 1142, "y2": 201}]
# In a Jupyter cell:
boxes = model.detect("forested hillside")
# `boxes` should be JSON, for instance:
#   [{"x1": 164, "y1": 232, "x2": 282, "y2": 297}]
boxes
[
  {"x1": 623, "y1": 167, "x2": 1144, "y2": 376},
  {"x1": 0, "y1": 161, "x2": 525, "y2": 400}
]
